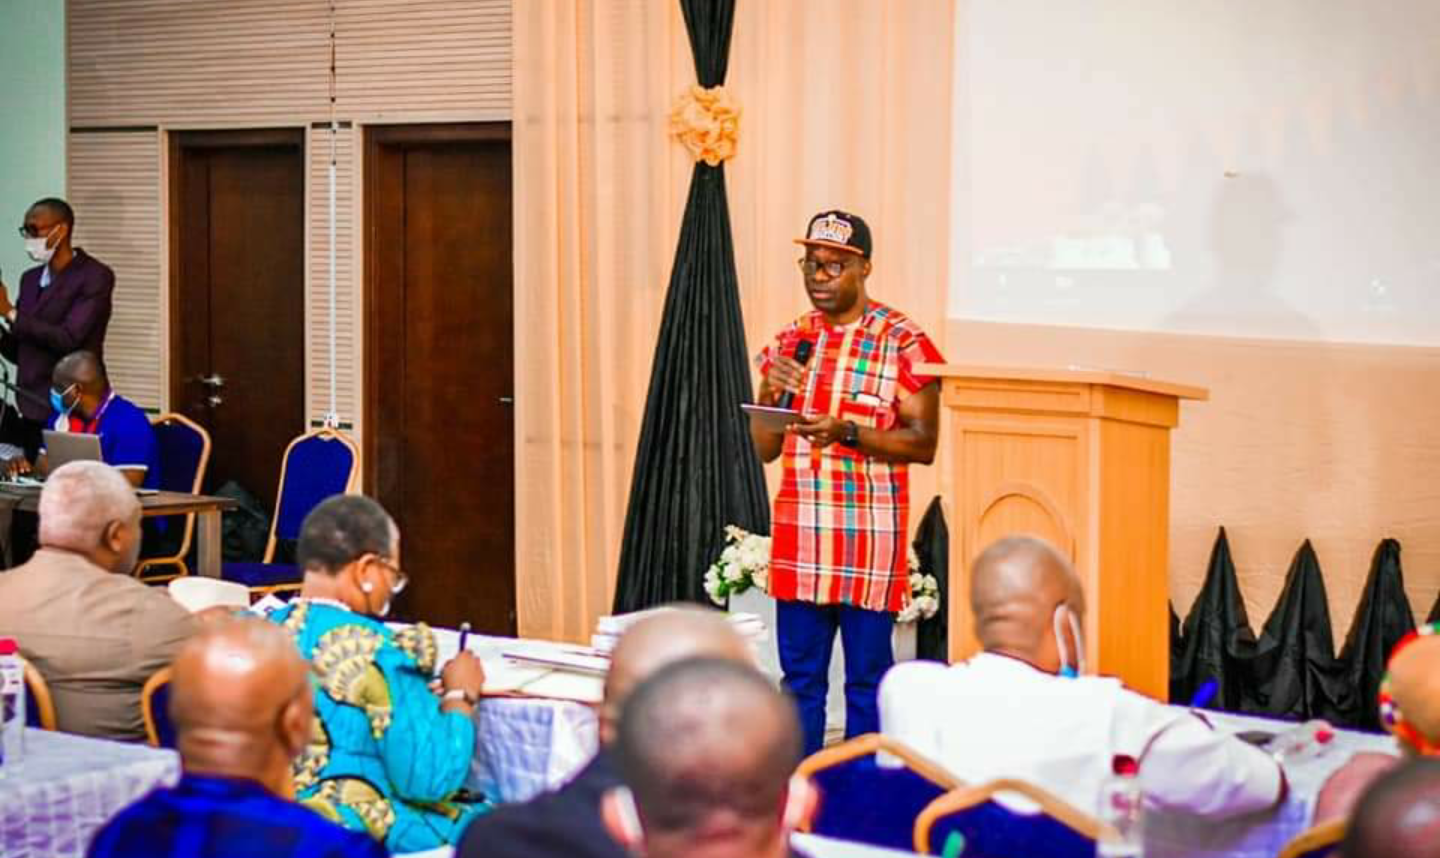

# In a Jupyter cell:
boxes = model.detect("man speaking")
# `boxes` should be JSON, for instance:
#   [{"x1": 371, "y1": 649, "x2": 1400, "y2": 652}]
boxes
[
  {"x1": 0, "y1": 198, "x2": 115, "y2": 460},
  {"x1": 750, "y1": 210, "x2": 944, "y2": 755}
]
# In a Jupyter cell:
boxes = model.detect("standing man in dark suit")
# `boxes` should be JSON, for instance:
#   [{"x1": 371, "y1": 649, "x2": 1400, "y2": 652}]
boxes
[{"x1": 0, "y1": 198, "x2": 115, "y2": 461}]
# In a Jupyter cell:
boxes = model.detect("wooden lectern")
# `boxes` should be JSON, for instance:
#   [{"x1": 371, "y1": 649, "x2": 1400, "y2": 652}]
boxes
[{"x1": 919, "y1": 365, "x2": 1208, "y2": 700}]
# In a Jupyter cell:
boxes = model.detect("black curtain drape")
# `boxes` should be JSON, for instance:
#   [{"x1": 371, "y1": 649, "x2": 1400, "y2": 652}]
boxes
[
  {"x1": 1336, "y1": 538, "x2": 1416, "y2": 730},
  {"x1": 611, "y1": 0, "x2": 769, "y2": 611},
  {"x1": 1171, "y1": 528, "x2": 1258, "y2": 711},
  {"x1": 912, "y1": 498, "x2": 949, "y2": 661},
  {"x1": 1168, "y1": 601, "x2": 1183, "y2": 706},
  {"x1": 1242, "y1": 540, "x2": 1348, "y2": 721},
  {"x1": 1170, "y1": 530, "x2": 1431, "y2": 728}
]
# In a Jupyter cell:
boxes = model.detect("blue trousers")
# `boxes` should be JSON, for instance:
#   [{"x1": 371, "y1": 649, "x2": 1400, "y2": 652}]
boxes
[{"x1": 776, "y1": 599, "x2": 895, "y2": 757}]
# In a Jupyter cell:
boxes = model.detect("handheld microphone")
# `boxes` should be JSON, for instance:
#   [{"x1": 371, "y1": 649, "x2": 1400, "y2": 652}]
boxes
[{"x1": 775, "y1": 339, "x2": 814, "y2": 410}]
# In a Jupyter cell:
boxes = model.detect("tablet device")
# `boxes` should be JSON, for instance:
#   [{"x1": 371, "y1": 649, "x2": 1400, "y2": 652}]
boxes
[{"x1": 741, "y1": 403, "x2": 803, "y2": 433}]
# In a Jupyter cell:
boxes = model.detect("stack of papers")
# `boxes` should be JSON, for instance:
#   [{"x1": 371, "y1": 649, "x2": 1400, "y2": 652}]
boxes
[{"x1": 591, "y1": 608, "x2": 770, "y2": 654}]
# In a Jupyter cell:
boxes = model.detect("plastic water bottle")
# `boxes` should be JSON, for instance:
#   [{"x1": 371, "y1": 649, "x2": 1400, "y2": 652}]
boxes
[
  {"x1": 1263, "y1": 720, "x2": 1336, "y2": 766},
  {"x1": 0, "y1": 637, "x2": 25, "y2": 773},
  {"x1": 1097, "y1": 754, "x2": 1144, "y2": 858}
]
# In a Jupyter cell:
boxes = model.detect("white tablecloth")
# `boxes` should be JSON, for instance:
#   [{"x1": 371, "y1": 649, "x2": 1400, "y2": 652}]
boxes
[
  {"x1": 422, "y1": 620, "x2": 1399, "y2": 858},
  {"x1": 795, "y1": 832, "x2": 921, "y2": 857},
  {"x1": 469, "y1": 696, "x2": 598, "y2": 803},
  {"x1": 1145, "y1": 708, "x2": 1398, "y2": 858},
  {"x1": 0, "y1": 728, "x2": 180, "y2": 858},
  {"x1": 424, "y1": 627, "x2": 600, "y2": 804}
]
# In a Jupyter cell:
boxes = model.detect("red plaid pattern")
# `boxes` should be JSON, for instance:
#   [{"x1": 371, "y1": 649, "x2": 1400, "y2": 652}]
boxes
[{"x1": 757, "y1": 302, "x2": 944, "y2": 611}]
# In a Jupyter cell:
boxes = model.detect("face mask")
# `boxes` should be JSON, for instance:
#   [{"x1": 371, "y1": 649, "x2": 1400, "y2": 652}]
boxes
[
  {"x1": 24, "y1": 227, "x2": 58, "y2": 264},
  {"x1": 1053, "y1": 604, "x2": 1087, "y2": 678},
  {"x1": 50, "y1": 385, "x2": 76, "y2": 418}
]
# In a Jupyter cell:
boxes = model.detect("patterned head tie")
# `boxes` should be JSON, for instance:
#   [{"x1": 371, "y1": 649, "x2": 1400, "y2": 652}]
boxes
[{"x1": 1378, "y1": 621, "x2": 1440, "y2": 755}]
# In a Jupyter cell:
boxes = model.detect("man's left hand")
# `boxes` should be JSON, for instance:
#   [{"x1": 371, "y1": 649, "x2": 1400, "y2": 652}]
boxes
[
  {"x1": 790, "y1": 414, "x2": 848, "y2": 447},
  {"x1": 0, "y1": 280, "x2": 13, "y2": 317}
]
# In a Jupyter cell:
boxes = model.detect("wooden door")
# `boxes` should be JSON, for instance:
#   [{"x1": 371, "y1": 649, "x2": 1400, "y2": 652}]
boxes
[
  {"x1": 171, "y1": 130, "x2": 306, "y2": 509},
  {"x1": 366, "y1": 124, "x2": 515, "y2": 633}
]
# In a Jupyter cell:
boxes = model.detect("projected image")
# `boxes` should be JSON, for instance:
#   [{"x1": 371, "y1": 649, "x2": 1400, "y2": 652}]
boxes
[{"x1": 950, "y1": 0, "x2": 1440, "y2": 346}]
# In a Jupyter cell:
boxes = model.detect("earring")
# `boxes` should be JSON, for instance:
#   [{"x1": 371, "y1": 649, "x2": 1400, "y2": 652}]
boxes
[{"x1": 359, "y1": 581, "x2": 374, "y2": 594}]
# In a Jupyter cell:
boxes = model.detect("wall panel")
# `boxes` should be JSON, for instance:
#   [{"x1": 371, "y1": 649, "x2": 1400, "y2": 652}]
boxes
[
  {"x1": 67, "y1": 0, "x2": 513, "y2": 441},
  {"x1": 68, "y1": 131, "x2": 163, "y2": 409}
]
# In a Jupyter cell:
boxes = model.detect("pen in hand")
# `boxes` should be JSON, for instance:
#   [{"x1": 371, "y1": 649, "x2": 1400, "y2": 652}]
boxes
[{"x1": 458, "y1": 621, "x2": 472, "y2": 653}]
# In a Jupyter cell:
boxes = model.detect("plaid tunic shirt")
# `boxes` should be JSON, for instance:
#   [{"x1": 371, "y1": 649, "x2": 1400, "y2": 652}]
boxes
[{"x1": 756, "y1": 302, "x2": 943, "y2": 612}]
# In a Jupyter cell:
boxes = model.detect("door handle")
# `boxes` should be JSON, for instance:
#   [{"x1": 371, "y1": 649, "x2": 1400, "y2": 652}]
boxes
[
  {"x1": 497, "y1": 396, "x2": 514, "y2": 405},
  {"x1": 207, "y1": 394, "x2": 224, "y2": 407},
  {"x1": 200, "y1": 374, "x2": 225, "y2": 389}
]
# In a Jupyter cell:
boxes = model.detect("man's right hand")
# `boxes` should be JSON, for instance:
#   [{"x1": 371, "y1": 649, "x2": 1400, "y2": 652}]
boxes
[
  {"x1": 2, "y1": 456, "x2": 32, "y2": 479},
  {"x1": 440, "y1": 650, "x2": 486, "y2": 700},
  {"x1": 763, "y1": 355, "x2": 808, "y2": 404}
]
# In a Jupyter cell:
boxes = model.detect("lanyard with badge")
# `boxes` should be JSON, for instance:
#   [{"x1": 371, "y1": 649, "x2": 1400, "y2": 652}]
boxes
[{"x1": 77, "y1": 391, "x2": 116, "y2": 435}]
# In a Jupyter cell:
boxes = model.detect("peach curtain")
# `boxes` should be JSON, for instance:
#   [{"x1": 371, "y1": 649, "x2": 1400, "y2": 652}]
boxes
[{"x1": 515, "y1": 0, "x2": 956, "y2": 642}]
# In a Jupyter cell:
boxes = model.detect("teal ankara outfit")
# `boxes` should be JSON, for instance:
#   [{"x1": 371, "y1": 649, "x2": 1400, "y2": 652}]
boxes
[{"x1": 270, "y1": 600, "x2": 486, "y2": 852}]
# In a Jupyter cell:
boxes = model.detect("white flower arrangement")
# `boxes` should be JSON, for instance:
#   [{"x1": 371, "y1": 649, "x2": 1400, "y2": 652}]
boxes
[
  {"x1": 704, "y1": 525, "x2": 772, "y2": 604},
  {"x1": 705, "y1": 526, "x2": 941, "y2": 624},
  {"x1": 896, "y1": 545, "x2": 942, "y2": 624}
]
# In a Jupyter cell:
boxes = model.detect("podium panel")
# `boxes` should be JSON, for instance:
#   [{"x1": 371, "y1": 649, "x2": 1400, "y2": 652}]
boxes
[{"x1": 923, "y1": 366, "x2": 1207, "y2": 700}]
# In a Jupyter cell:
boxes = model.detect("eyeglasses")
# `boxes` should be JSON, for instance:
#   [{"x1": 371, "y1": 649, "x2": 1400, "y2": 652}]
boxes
[
  {"x1": 798, "y1": 258, "x2": 855, "y2": 279},
  {"x1": 17, "y1": 224, "x2": 53, "y2": 239},
  {"x1": 369, "y1": 555, "x2": 409, "y2": 594}
]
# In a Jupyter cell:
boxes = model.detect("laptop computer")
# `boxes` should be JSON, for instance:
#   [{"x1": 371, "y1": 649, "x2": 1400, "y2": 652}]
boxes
[{"x1": 42, "y1": 430, "x2": 105, "y2": 471}]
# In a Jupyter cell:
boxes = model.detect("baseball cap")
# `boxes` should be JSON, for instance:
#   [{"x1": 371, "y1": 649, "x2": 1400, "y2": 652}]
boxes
[{"x1": 795, "y1": 210, "x2": 872, "y2": 259}]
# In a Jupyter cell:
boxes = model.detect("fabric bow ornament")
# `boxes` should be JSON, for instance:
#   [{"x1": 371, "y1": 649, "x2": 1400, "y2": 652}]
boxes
[{"x1": 669, "y1": 85, "x2": 741, "y2": 166}]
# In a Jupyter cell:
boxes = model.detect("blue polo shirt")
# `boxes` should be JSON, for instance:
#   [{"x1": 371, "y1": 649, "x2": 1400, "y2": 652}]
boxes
[
  {"x1": 87, "y1": 772, "x2": 388, "y2": 858},
  {"x1": 47, "y1": 393, "x2": 161, "y2": 490}
]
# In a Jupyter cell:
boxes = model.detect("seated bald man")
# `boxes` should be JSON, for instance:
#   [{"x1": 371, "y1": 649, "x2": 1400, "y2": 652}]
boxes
[
  {"x1": 602, "y1": 657, "x2": 814, "y2": 858},
  {"x1": 1341, "y1": 758, "x2": 1440, "y2": 858},
  {"x1": 880, "y1": 535, "x2": 1284, "y2": 819},
  {"x1": 0, "y1": 461, "x2": 194, "y2": 739},
  {"x1": 87, "y1": 618, "x2": 387, "y2": 858},
  {"x1": 457, "y1": 606, "x2": 754, "y2": 858},
  {"x1": 42, "y1": 350, "x2": 159, "y2": 488},
  {"x1": 1316, "y1": 624, "x2": 1440, "y2": 822}
]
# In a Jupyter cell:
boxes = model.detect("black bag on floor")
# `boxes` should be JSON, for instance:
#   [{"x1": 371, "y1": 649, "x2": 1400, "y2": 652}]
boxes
[{"x1": 215, "y1": 480, "x2": 271, "y2": 562}]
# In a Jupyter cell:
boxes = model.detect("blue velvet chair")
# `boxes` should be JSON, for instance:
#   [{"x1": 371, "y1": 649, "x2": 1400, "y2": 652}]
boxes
[
  {"x1": 222, "y1": 428, "x2": 359, "y2": 596},
  {"x1": 796, "y1": 734, "x2": 960, "y2": 852},
  {"x1": 142, "y1": 667, "x2": 176, "y2": 748},
  {"x1": 21, "y1": 656, "x2": 56, "y2": 730},
  {"x1": 1277, "y1": 818, "x2": 1345, "y2": 858},
  {"x1": 135, "y1": 413, "x2": 212, "y2": 582},
  {"x1": 913, "y1": 779, "x2": 1101, "y2": 858}
]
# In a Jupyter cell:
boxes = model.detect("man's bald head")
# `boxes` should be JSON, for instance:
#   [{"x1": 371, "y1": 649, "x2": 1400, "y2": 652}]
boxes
[
  {"x1": 53, "y1": 350, "x2": 106, "y2": 391},
  {"x1": 38, "y1": 461, "x2": 142, "y2": 574},
  {"x1": 1342, "y1": 758, "x2": 1440, "y2": 858},
  {"x1": 1389, "y1": 635, "x2": 1440, "y2": 753},
  {"x1": 970, "y1": 536, "x2": 1084, "y2": 672},
  {"x1": 613, "y1": 657, "x2": 802, "y2": 856},
  {"x1": 600, "y1": 606, "x2": 754, "y2": 746},
  {"x1": 169, "y1": 617, "x2": 313, "y2": 793}
]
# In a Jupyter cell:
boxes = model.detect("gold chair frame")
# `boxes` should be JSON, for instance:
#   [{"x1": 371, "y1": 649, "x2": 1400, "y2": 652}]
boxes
[
  {"x1": 913, "y1": 778, "x2": 1105, "y2": 855},
  {"x1": 134, "y1": 412, "x2": 212, "y2": 582}
]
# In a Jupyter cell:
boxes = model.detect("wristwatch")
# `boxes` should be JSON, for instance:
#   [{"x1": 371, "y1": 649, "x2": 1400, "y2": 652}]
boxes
[
  {"x1": 442, "y1": 688, "x2": 478, "y2": 705},
  {"x1": 839, "y1": 420, "x2": 860, "y2": 449}
]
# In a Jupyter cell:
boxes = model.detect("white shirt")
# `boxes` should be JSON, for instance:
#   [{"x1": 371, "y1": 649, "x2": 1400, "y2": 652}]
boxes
[{"x1": 879, "y1": 653, "x2": 1282, "y2": 819}]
